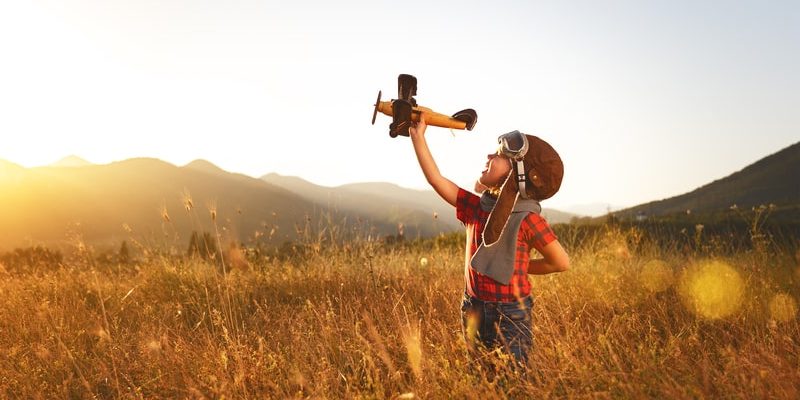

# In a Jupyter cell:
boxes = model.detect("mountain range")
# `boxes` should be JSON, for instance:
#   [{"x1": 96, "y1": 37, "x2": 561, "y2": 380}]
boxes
[
  {"x1": 0, "y1": 157, "x2": 574, "y2": 251},
  {"x1": 1, "y1": 140, "x2": 796, "y2": 250}
]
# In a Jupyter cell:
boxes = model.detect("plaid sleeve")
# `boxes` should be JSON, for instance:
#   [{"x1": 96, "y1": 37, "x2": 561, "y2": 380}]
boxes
[
  {"x1": 456, "y1": 187, "x2": 481, "y2": 225},
  {"x1": 520, "y1": 213, "x2": 558, "y2": 252}
]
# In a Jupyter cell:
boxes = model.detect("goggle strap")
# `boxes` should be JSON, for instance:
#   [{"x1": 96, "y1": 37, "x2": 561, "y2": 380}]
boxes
[{"x1": 515, "y1": 160, "x2": 530, "y2": 199}]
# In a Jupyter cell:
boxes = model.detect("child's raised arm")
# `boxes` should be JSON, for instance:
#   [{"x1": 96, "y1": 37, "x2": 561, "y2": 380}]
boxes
[{"x1": 409, "y1": 113, "x2": 458, "y2": 207}]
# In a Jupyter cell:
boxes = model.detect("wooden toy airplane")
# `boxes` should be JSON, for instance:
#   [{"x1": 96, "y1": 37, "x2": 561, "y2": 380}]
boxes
[{"x1": 371, "y1": 74, "x2": 478, "y2": 137}]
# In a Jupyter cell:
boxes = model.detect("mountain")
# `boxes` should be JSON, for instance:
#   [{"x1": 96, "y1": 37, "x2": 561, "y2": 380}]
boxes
[
  {"x1": 563, "y1": 203, "x2": 621, "y2": 218},
  {"x1": 0, "y1": 159, "x2": 468, "y2": 250},
  {"x1": 614, "y1": 141, "x2": 800, "y2": 220},
  {"x1": 184, "y1": 159, "x2": 228, "y2": 175},
  {"x1": 260, "y1": 174, "x2": 461, "y2": 235},
  {"x1": 50, "y1": 155, "x2": 93, "y2": 168},
  {"x1": 540, "y1": 208, "x2": 581, "y2": 225},
  {"x1": 0, "y1": 158, "x2": 306, "y2": 250},
  {"x1": 261, "y1": 174, "x2": 578, "y2": 226}
]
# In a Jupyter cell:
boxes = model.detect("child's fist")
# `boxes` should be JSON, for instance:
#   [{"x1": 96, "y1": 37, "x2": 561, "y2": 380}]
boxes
[{"x1": 409, "y1": 112, "x2": 428, "y2": 138}]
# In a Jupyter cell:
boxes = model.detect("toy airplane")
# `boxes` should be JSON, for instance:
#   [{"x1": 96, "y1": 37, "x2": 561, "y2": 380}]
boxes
[{"x1": 371, "y1": 74, "x2": 478, "y2": 137}]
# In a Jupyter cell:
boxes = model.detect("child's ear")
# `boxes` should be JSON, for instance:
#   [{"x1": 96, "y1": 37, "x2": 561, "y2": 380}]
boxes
[{"x1": 528, "y1": 169, "x2": 544, "y2": 188}]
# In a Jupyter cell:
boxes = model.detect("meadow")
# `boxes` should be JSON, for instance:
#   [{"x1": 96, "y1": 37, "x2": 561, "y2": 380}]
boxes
[{"x1": 0, "y1": 216, "x2": 798, "y2": 399}]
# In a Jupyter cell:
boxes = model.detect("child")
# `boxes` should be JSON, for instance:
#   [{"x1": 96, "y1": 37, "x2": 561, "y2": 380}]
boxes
[{"x1": 409, "y1": 114, "x2": 569, "y2": 367}]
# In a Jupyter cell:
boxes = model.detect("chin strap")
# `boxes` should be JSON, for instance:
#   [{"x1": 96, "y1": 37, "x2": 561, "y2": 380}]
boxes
[{"x1": 514, "y1": 159, "x2": 530, "y2": 199}]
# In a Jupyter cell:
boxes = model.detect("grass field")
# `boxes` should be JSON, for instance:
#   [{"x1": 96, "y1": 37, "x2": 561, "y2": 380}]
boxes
[{"x1": 1, "y1": 222, "x2": 798, "y2": 399}]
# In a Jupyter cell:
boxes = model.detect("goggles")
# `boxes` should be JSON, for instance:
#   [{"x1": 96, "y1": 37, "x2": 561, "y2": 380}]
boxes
[
  {"x1": 497, "y1": 130, "x2": 531, "y2": 199},
  {"x1": 497, "y1": 130, "x2": 529, "y2": 160}
]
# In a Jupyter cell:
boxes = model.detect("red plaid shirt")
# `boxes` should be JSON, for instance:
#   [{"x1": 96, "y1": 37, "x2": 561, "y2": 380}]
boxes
[{"x1": 456, "y1": 187, "x2": 557, "y2": 302}]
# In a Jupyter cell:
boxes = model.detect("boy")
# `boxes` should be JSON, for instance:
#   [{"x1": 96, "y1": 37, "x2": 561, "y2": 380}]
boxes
[{"x1": 409, "y1": 114, "x2": 569, "y2": 367}]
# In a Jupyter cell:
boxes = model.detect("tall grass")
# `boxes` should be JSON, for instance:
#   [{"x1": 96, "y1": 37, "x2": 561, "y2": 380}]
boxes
[{"x1": 0, "y1": 218, "x2": 798, "y2": 398}]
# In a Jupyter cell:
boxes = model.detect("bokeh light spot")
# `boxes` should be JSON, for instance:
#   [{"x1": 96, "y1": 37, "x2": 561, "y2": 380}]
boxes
[
  {"x1": 640, "y1": 259, "x2": 674, "y2": 293},
  {"x1": 681, "y1": 260, "x2": 744, "y2": 319}
]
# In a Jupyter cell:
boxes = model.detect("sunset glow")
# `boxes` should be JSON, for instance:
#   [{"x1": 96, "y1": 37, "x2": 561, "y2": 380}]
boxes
[{"x1": 1, "y1": 1, "x2": 798, "y2": 213}]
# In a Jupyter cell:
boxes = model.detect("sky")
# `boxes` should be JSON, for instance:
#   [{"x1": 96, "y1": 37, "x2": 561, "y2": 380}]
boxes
[{"x1": 1, "y1": 0, "x2": 798, "y2": 215}]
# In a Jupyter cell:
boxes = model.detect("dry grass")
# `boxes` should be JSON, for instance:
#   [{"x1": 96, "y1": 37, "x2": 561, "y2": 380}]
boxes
[{"x1": 0, "y1": 224, "x2": 798, "y2": 399}]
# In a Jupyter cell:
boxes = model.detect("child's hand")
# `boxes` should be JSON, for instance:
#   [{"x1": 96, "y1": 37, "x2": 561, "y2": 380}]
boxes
[{"x1": 409, "y1": 112, "x2": 428, "y2": 138}]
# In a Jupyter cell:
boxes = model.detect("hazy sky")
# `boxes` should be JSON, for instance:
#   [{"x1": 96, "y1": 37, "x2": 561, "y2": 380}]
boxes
[{"x1": 1, "y1": 0, "x2": 797, "y2": 213}]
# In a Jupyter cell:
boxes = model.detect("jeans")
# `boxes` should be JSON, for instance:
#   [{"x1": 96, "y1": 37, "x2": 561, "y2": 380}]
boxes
[{"x1": 461, "y1": 293, "x2": 534, "y2": 367}]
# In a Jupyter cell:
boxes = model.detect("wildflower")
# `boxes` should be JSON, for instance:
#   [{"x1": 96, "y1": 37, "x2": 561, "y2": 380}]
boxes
[{"x1": 419, "y1": 257, "x2": 429, "y2": 267}]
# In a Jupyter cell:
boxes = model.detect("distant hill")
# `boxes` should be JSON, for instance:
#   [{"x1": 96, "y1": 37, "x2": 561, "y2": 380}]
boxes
[
  {"x1": 261, "y1": 174, "x2": 578, "y2": 226},
  {"x1": 50, "y1": 155, "x2": 93, "y2": 168},
  {"x1": 261, "y1": 174, "x2": 461, "y2": 235},
  {"x1": 183, "y1": 159, "x2": 229, "y2": 175},
  {"x1": 614, "y1": 141, "x2": 800, "y2": 220},
  {"x1": 563, "y1": 203, "x2": 621, "y2": 218}
]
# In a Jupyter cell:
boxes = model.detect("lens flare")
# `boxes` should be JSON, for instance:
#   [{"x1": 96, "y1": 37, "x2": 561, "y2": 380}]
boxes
[
  {"x1": 681, "y1": 260, "x2": 744, "y2": 319},
  {"x1": 465, "y1": 312, "x2": 480, "y2": 348},
  {"x1": 640, "y1": 259, "x2": 674, "y2": 293},
  {"x1": 769, "y1": 294, "x2": 798, "y2": 323}
]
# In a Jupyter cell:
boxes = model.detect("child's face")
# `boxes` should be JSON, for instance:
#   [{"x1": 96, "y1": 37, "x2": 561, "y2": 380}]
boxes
[{"x1": 479, "y1": 152, "x2": 512, "y2": 188}]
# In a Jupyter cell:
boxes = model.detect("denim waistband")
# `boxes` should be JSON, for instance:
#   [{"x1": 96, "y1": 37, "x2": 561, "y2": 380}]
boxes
[{"x1": 463, "y1": 292, "x2": 533, "y2": 307}]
